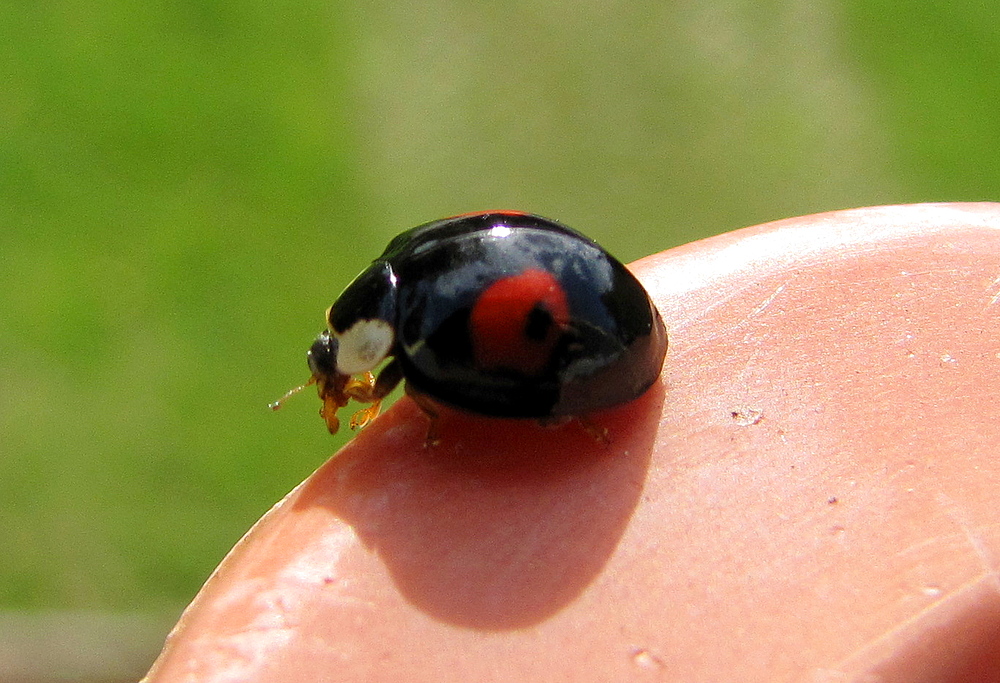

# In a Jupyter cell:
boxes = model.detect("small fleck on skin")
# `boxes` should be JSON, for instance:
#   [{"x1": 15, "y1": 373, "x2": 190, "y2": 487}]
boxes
[{"x1": 731, "y1": 407, "x2": 764, "y2": 426}]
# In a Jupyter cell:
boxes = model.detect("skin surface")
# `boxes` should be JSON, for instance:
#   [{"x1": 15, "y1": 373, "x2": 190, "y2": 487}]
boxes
[{"x1": 145, "y1": 203, "x2": 1000, "y2": 682}]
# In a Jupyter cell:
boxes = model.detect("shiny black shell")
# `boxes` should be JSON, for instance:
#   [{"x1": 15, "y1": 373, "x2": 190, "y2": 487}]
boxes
[{"x1": 328, "y1": 211, "x2": 667, "y2": 418}]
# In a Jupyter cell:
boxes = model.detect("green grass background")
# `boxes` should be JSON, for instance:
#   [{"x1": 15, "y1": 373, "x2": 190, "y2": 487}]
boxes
[{"x1": 1, "y1": 0, "x2": 996, "y2": 635}]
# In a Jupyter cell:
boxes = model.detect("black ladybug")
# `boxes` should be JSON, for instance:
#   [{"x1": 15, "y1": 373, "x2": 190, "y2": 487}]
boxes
[{"x1": 292, "y1": 211, "x2": 667, "y2": 437}]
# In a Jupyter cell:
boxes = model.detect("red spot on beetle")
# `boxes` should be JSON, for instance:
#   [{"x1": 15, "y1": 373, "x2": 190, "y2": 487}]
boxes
[{"x1": 469, "y1": 269, "x2": 570, "y2": 375}]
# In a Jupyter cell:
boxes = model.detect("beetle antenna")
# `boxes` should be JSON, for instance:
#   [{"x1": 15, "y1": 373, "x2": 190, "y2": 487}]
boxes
[{"x1": 269, "y1": 378, "x2": 315, "y2": 411}]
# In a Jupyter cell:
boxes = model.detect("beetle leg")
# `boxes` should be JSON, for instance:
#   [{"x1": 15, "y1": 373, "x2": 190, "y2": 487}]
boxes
[
  {"x1": 574, "y1": 416, "x2": 611, "y2": 445},
  {"x1": 537, "y1": 415, "x2": 611, "y2": 445},
  {"x1": 371, "y1": 358, "x2": 404, "y2": 400},
  {"x1": 404, "y1": 385, "x2": 442, "y2": 447},
  {"x1": 344, "y1": 372, "x2": 379, "y2": 430},
  {"x1": 349, "y1": 405, "x2": 379, "y2": 430},
  {"x1": 345, "y1": 359, "x2": 404, "y2": 430}
]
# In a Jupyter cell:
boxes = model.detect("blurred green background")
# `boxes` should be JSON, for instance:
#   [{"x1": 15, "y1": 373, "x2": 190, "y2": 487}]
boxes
[{"x1": 1, "y1": 0, "x2": 996, "y2": 678}]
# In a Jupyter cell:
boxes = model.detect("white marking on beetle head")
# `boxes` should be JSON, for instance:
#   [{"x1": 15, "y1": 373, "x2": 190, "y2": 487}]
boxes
[{"x1": 334, "y1": 319, "x2": 395, "y2": 374}]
